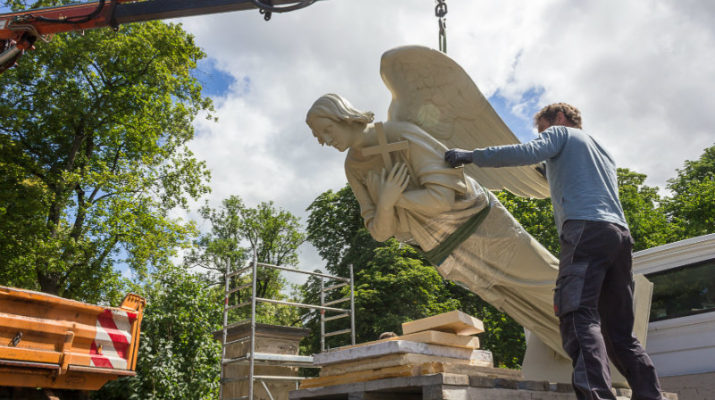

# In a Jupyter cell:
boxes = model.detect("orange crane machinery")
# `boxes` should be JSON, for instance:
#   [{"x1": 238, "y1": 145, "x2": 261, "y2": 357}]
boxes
[
  {"x1": 0, "y1": 286, "x2": 145, "y2": 391},
  {"x1": 0, "y1": 0, "x2": 320, "y2": 72}
]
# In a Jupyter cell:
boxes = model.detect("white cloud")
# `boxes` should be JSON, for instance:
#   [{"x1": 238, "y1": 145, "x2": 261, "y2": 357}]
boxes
[{"x1": 174, "y1": 0, "x2": 715, "y2": 273}]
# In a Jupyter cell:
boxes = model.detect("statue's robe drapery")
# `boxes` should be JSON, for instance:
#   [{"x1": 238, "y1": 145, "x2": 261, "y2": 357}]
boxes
[{"x1": 345, "y1": 121, "x2": 564, "y2": 356}]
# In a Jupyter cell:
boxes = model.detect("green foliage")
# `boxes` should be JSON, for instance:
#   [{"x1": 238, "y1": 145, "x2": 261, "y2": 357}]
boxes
[
  {"x1": 0, "y1": 20, "x2": 212, "y2": 301},
  {"x1": 306, "y1": 186, "x2": 366, "y2": 276},
  {"x1": 496, "y1": 190, "x2": 559, "y2": 255},
  {"x1": 351, "y1": 241, "x2": 460, "y2": 339},
  {"x1": 666, "y1": 145, "x2": 715, "y2": 238},
  {"x1": 95, "y1": 266, "x2": 222, "y2": 400},
  {"x1": 186, "y1": 196, "x2": 305, "y2": 326},
  {"x1": 617, "y1": 168, "x2": 677, "y2": 250}
]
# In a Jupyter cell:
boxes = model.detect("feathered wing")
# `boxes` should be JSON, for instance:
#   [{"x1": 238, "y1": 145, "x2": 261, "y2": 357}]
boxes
[{"x1": 380, "y1": 45, "x2": 550, "y2": 199}]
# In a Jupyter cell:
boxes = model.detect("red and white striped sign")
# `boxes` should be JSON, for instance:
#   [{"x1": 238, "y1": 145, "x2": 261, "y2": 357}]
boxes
[{"x1": 90, "y1": 309, "x2": 138, "y2": 369}]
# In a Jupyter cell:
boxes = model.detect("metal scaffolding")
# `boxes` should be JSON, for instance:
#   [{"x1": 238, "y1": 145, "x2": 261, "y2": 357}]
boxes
[{"x1": 219, "y1": 252, "x2": 355, "y2": 400}]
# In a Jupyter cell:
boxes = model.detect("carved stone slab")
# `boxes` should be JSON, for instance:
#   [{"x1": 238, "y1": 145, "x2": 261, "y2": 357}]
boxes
[
  {"x1": 313, "y1": 340, "x2": 489, "y2": 366},
  {"x1": 318, "y1": 352, "x2": 493, "y2": 377},
  {"x1": 401, "y1": 310, "x2": 485, "y2": 336},
  {"x1": 396, "y1": 330, "x2": 480, "y2": 349}
]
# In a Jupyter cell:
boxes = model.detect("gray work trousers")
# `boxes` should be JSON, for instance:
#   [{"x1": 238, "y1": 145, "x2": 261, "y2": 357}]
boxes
[{"x1": 555, "y1": 220, "x2": 664, "y2": 400}]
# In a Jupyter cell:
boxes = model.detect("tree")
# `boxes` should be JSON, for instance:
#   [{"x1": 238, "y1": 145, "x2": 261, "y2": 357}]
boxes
[
  {"x1": 0, "y1": 14, "x2": 212, "y2": 301},
  {"x1": 95, "y1": 265, "x2": 223, "y2": 400},
  {"x1": 617, "y1": 168, "x2": 677, "y2": 250},
  {"x1": 666, "y1": 145, "x2": 715, "y2": 238},
  {"x1": 350, "y1": 241, "x2": 460, "y2": 340},
  {"x1": 305, "y1": 185, "x2": 366, "y2": 276},
  {"x1": 186, "y1": 196, "x2": 305, "y2": 325},
  {"x1": 496, "y1": 190, "x2": 559, "y2": 255}
]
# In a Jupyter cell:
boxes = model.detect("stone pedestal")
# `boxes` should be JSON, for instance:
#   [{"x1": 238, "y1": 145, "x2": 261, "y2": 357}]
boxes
[
  {"x1": 290, "y1": 373, "x2": 679, "y2": 400},
  {"x1": 217, "y1": 323, "x2": 311, "y2": 400}
]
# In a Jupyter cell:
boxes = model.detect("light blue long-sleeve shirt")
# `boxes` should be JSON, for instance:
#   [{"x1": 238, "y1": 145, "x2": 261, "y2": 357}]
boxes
[{"x1": 472, "y1": 125, "x2": 628, "y2": 233}]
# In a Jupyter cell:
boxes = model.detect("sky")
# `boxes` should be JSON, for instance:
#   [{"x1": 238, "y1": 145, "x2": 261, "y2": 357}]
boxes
[{"x1": 171, "y1": 0, "x2": 715, "y2": 276}]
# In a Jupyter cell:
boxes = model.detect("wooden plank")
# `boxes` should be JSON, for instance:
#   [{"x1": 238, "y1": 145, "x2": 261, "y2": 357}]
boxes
[
  {"x1": 401, "y1": 310, "x2": 484, "y2": 336},
  {"x1": 319, "y1": 352, "x2": 492, "y2": 377}
]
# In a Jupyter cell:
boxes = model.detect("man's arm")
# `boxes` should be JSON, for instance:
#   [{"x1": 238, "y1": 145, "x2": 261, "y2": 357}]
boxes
[{"x1": 445, "y1": 127, "x2": 568, "y2": 168}]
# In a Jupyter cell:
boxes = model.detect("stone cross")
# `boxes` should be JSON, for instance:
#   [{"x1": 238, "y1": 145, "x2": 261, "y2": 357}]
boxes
[{"x1": 361, "y1": 122, "x2": 409, "y2": 170}]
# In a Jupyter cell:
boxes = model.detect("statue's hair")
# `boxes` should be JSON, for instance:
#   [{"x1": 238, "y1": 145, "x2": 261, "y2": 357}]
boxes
[
  {"x1": 533, "y1": 103, "x2": 582, "y2": 129},
  {"x1": 306, "y1": 94, "x2": 375, "y2": 127}
]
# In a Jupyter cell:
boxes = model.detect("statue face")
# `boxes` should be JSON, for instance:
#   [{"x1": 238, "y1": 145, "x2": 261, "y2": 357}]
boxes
[{"x1": 310, "y1": 117, "x2": 353, "y2": 152}]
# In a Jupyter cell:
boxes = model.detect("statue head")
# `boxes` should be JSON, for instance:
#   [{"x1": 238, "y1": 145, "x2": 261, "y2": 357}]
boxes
[{"x1": 306, "y1": 94, "x2": 375, "y2": 152}]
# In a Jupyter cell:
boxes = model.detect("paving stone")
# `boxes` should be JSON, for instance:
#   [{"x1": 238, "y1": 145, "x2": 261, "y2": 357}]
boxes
[
  {"x1": 421, "y1": 384, "x2": 444, "y2": 400},
  {"x1": 517, "y1": 380, "x2": 550, "y2": 391},
  {"x1": 468, "y1": 376, "x2": 496, "y2": 388},
  {"x1": 440, "y1": 373, "x2": 469, "y2": 386},
  {"x1": 549, "y1": 382, "x2": 574, "y2": 392},
  {"x1": 493, "y1": 378, "x2": 519, "y2": 389}
]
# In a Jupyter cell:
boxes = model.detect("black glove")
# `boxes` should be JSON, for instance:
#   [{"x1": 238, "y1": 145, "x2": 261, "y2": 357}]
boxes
[{"x1": 445, "y1": 149, "x2": 473, "y2": 168}]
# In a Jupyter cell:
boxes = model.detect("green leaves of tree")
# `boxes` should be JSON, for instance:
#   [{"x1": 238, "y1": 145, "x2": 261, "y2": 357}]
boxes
[
  {"x1": 96, "y1": 266, "x2": 223, "y2": 400},
  {"x1": 617, "y1": 168, "x2": 677, "y2": 250},
  {"x1": 187, "y1": 195, "x2": 305, "y2": 325},
  {"x1": 0, "y1": 21, "x2": 212, "y2": 301},
  {"x1": 666, "y1": 145, "x2": 715, "y2": 238}
]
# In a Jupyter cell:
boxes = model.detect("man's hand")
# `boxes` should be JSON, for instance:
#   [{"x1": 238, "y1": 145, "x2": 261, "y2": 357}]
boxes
[{"x1": 445, "y1": 149, "x2": 473, "y2": 168}]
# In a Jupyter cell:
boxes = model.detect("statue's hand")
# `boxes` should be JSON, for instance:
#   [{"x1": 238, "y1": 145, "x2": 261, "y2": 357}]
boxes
[
  {"x1": 445, "y1": 148, "x2": 474, "y2": 167},
  {"x1": 377, "y1": 163, "x2": 409, "y2": 208}
]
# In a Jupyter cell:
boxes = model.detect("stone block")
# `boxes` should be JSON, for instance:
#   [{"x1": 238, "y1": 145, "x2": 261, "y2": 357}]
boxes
[
  {"x1": 397, "y1": 330, "x2": 480, "y2": 349},
  {"x1": 549, "y1": 382, "x2": 574, "y2": 392},
  {"x1": 468, "y1": 376, "x2": 496, "y2": 388},
  {"x1": 313, "y1": 340, "x2": 486, "y2": 366},
  {"x1": 494, "y1": 378, "x2": 519, "y2": 389},
  {"x1": 517, "y1": 380, "x2": 550, "y2": 391},
  {"x1": 401, "y1": 310, "x2": 484, "y2": 336}
]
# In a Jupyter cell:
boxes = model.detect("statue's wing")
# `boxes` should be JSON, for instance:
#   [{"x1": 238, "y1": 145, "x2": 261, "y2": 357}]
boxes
[{"x1": 380, "y1": 46, "x2": 549, "y2": 199}]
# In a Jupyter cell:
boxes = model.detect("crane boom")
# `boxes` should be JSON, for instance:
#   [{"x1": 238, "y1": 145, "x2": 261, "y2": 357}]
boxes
[{"x1": 0, "y1": 0, "x2": 319, "y2": 72}]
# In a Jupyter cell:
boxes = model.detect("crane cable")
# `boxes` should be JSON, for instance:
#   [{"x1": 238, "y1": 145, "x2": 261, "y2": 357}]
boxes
[{"x1": 435, "y1": 0, "x2": 447, "y2": 53}]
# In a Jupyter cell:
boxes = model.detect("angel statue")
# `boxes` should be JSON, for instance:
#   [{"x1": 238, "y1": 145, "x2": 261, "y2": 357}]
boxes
[{"x1": 306, "y1": 46, "x2": 565, "y2": 357}]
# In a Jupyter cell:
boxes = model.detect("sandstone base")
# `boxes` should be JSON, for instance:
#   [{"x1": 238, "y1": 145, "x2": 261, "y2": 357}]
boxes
[{"x1": 290, "y1": 372, "x2": 679, "y2": 400}]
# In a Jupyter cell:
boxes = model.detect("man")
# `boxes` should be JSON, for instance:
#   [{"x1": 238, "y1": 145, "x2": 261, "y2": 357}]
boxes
[{"x1": 445, "y1": 103, "x2": 664, "y2": 400}]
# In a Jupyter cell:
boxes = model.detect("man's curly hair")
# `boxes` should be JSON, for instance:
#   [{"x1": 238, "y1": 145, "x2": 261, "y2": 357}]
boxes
[{"x1": 533, "y1": 103, "x2": 582, "y2": 129}]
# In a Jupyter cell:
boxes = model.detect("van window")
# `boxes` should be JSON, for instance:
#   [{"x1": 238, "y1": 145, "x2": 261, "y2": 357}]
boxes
[{"x1": 647, "y1": 259, "x2": 715, "y2": 322}]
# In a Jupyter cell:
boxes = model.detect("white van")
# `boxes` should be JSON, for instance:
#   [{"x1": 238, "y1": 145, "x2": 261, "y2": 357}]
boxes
[{"x1": 633, "y1": 233, "x2": 715, "y2": 400}]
